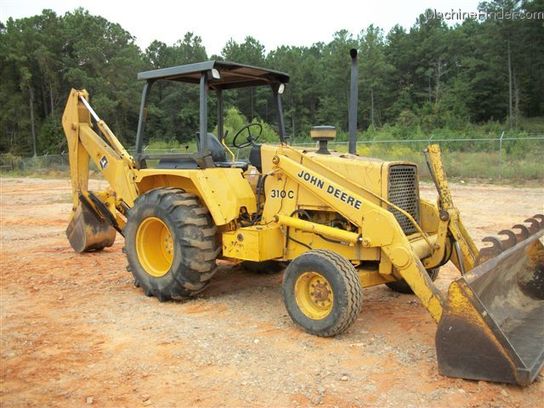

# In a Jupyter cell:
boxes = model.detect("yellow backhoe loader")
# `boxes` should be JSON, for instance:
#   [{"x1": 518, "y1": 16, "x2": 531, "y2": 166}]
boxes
[{"x1": 62, "y1": 54, "x2": 543, "y2": 386}]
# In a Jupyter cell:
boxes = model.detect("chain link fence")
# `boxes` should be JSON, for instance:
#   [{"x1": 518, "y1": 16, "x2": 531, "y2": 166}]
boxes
[
  {"x1": 290, "y1": 134, "x2": 544, "y2": 181},
  {"x1": 0, "y1": 153, "x2": 70, "y2": 173},
  {"x1": 1, "y1": 134, "x2": 543, "y2": 181}
]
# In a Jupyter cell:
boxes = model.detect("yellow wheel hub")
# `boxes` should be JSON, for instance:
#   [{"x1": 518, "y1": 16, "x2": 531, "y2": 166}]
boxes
[
  {"x1": 294, "y1": 272, "x2": 334, "y2": 319},
  {"x1": 136, "y1": 217, "x2": 174, "y2": 277}
]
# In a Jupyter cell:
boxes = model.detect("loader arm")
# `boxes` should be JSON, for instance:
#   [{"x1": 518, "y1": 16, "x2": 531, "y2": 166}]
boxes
[
  {"x1": 273, "y1": 149, "x2": 445, "y2": 322},
  {"x1": 62, "y1": 89, "x2": 139, "y2": 252},
  {"x1": 424, "y1": 144, "x2": 479, "y2": 272}
]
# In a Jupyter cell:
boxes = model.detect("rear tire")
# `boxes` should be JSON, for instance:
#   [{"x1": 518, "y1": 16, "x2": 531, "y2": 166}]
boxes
[
  {"x1": 124, "y1": 188, "x2": 219, "y2": 301},
  {"x1": 386, "y1": 268, "x2": 440, "y2": 294},
  {"x1": 282, "y1": 250, "x2": 362, "y2": 337}
]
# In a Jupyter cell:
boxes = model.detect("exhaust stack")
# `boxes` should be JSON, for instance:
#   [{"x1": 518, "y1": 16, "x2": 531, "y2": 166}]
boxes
[{"x1": 348, "y1": 48, "x2": 358, "y2": 155}]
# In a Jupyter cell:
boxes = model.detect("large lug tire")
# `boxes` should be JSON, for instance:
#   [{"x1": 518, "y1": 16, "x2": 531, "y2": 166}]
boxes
[
  {"x1": 124, "y1": 188, "x2": 219, "y2": 301},
  {"x1": 242, "y1": 260, "x2": 289, "y2": 274},
  {"x1": 385, "y1": 267, "x2": 440, "y2": 294},
  {"x1": 282, "y1": 249, "x2": 363, "y2": 337}
]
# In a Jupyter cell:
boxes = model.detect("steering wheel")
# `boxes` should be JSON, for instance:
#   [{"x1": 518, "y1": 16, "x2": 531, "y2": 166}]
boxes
[{"x1": 232, "y1": 123, "x2": 263, "y2": 148}]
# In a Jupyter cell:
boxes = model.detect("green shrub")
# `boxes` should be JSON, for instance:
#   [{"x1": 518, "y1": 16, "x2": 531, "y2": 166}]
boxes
[
  {"x1": 0, "y1": 153, "x2": 24, "y2": 172},
  {"x1": 220, "y1": 107, "x2": 279, "y2": 145}
]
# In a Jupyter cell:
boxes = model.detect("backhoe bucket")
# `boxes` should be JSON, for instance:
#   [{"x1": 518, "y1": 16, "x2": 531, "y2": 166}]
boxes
[
  {"x1": 66, "y1": 199, "x2": 116, "y2": 253},
  {"x1": 436, "y1": 217, "x2": 544, "y2": 386}
]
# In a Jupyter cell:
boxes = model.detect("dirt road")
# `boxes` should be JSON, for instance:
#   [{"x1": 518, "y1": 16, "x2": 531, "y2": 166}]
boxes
[{"x1": 1, "y1": 177, "x2": 543, "y2": 407}]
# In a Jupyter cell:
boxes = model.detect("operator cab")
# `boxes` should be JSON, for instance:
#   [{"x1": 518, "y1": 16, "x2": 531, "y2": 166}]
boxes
[{"x1": 134, "y1": 61, "x2": 289, "y2": 170}]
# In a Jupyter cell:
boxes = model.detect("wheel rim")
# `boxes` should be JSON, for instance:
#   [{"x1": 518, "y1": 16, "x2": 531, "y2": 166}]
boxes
[
  {"x1": 136, "y1": 217, "x2": 173, "y2": 277},
  {"x1": 294, "y1": 272, "x2": 334, "y2": 319}
]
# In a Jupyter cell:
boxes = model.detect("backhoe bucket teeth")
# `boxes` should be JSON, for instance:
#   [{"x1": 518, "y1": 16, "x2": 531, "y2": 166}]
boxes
[
  {"x1": 66, "y1": 199, "x2": 116, "y2": 253},
  {"x1": 436, "y1": 215, "x2": 544, "y2": 386}
]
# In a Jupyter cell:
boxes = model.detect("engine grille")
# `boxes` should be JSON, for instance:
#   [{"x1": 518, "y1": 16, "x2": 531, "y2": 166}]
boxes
[{"x1": 387, "y1": 165, "x2": 419, "y2": 235}]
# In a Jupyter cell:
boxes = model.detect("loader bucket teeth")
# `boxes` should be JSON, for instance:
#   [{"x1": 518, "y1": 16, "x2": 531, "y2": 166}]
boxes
[
  {"x1": 477, "y1": 215, "x2": 544, "y2": 265},
  {"x1": 66, "y1": 200, "x2": 116, "y2": 253},
  {"x1": 524, "y1": 217, "x2": 541, "y2": 234},
  {"x1": 436, "y1": 217, "x2": 544, "y2": 386},
  {"x1": 533, "y1": 214, "x2": 544, "y2": 226},
  {"x1": 478, "y1": 236, "x2": 504, "y2": 263},
  {"x1": 497, "y1": 229, "x2": 517, "y2": 250},
  {"x1": 512, "y1": 224, "x2": 530, "y2": 241}
]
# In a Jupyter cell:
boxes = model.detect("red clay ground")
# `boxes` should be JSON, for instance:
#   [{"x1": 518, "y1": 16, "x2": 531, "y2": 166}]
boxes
[{"x1": 1, "y1": 177, "x2": 543, "y2": 407}]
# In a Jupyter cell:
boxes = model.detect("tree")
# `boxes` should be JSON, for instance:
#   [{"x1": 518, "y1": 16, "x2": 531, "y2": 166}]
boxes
[
  {"x1": 478, "y1": 1, "x2": 524, "y2": 128},
  {"x1": 1, "y1": 4, "x2": 543, "y2": 156},
  {"x1": 142, "y1": 33, "x2": 208, "y2": 144},
  {"x1": 315, "y1": 30, "x2": 357, "y2": 132},
  {"x1": 222, "y1": 36, "x2": 267, "y2": 122},
  {"x1": 358, "y1": 25, "x2": 392, "y2": 128}
]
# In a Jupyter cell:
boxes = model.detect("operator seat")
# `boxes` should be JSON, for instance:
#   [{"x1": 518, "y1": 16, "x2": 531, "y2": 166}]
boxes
[
  {"x1": 156, "y1": 133, "x2": 249, "y2": 170},
  {"x1": 249, "y1": 144, "x2": 263, "y2": 172},
  {"x1": 196, "y1": 133, "x2": 249, "y2": 171}
]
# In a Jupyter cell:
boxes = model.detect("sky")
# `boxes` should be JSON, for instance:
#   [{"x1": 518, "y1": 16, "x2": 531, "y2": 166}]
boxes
[{"x1": 1, "y1": 0, "x2": 481, "y2": 55}]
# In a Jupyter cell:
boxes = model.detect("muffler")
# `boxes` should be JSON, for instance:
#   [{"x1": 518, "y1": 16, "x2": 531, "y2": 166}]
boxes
[
  {"x1": 436, "y1": 216, "x2": 544, "y2": 385},
  {"x1": 66, "y1": 193, "x2": 116, "y2": 253}
]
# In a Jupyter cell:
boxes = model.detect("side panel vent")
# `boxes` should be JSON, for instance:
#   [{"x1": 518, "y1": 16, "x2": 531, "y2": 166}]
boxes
[{"x1": 388, "y1": 165, "x2": 419, "y2": 235}]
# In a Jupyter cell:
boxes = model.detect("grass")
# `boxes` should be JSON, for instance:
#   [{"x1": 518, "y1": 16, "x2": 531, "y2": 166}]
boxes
[
  {"x1": 2, "y1": 140, "x2": 542, "y2": 185},
  {"x1": 355, "y1": 145, "x2": 543, "y2": 183}
]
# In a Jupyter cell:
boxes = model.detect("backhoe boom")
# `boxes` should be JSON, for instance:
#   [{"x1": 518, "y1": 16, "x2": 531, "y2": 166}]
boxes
[{"x1": 62, "y1": 89, "x2": 139, "y2": 252}]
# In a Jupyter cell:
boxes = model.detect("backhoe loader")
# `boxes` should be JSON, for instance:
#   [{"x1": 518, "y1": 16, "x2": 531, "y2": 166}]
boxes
[{"x1": 62, "y1": 55, "x2": 543, "y2": 386}]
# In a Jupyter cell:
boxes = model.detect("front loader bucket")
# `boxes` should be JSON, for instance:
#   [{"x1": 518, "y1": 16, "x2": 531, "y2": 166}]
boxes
[
  {"x1": 66, "y1": 198, "x2": 116, "y2": 253},
  {"x1": 436, "y1": 216, "x2": 544, "y2": 386}
]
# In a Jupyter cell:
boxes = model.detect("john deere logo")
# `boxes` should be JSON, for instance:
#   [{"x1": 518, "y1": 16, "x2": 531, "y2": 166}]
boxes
[
  {"x1": 296, "y1": 169, "x2": 362, "y2": 209},
  {"x1": 99, "y1": 156, "x2": 108, "y2": 169}
]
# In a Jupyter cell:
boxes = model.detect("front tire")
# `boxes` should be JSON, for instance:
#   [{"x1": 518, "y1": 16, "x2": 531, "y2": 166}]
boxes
[
  {"x1": 124, "y1": 188, "x2": 219, "y2": 301},
  {"x1": 282, "y1": 250, "x2": 362, "y2": 337}
]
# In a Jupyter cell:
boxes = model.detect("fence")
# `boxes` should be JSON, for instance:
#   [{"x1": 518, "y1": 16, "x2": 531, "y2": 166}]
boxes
[
  {"x1": 0, "y1": 153, "x2": 70, "y2": 173},
  {"x1": 290, "y1": 134, "x2": 544, "y2": 181},
  {"x1": 1, "y1": 134, "x2": 543, "y2": 181}
]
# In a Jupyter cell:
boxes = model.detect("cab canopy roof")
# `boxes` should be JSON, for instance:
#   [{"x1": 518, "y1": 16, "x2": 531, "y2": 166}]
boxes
[{"x1": 137, "y1": 60, "x2": 289, "y2": 90}]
